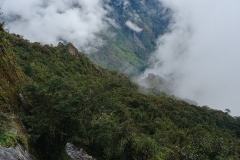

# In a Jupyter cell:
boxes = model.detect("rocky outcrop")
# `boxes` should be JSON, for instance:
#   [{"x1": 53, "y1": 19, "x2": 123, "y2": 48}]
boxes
[
  {"x1": 67, "y1": 43, "x2": 79, "y2": 55},
  {"x1": 66, "y1": 143, "x2": 95, "y2": 160},
  {"x1": 0, "y1": 144, "x2": 34, "y2": 160}
]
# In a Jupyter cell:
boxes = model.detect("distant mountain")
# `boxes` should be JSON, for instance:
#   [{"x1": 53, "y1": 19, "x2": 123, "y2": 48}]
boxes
[{"x1": 88, "y1": 0, "x2": 171, "y2": 76}]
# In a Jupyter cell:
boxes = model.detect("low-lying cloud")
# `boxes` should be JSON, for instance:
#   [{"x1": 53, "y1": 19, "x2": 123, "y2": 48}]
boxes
[
  {"x1": 125, "y1": 20, "x2": 142, "y2": 32},
  {"x1": 2, "y1": 0, "x2": 240, "y2": 116},
  {"x1": 142, "y1": 0, "x2": 240, "y2": 116},
  {"x1": 1, "y1": 0, "x2": 112, "y2": 53}
]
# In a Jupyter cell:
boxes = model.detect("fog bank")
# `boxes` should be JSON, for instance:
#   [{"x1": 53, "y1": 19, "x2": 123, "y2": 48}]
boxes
[{"x1": 142, "y1": 0, "x2": 240, "y2": 116}]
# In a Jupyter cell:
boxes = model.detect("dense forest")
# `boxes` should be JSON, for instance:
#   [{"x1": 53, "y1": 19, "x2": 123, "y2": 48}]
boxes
[{"x1": 1, "y1": 21, "x2": 240, "y2": 160}]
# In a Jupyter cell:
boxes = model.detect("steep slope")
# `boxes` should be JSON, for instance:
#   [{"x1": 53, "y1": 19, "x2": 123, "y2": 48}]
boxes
[
  {"x1": 1, "y1": 0, "x2": 170, "y2": 76},
  {"x1": 88, "y1": 0, "x2": 170, "y2": 76},
  {"x1": 5, "y1": 31, "x2": 240, "y2": 160},
  {"x1": 0, "y1": 23, "x2": 33, "y2": 159}
]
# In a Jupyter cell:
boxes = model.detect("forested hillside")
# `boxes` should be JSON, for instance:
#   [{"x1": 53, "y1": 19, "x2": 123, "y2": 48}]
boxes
[
  {"x1": 0, "y1": 22, "x2": 240, "y2": 160},
  {"x1": 0, "y1": 22, "x2": 29, "y2": 150}
]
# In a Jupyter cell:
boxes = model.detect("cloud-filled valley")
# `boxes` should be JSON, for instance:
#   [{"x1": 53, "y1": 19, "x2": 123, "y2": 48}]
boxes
[{"x1": 2, "y1": 0, "x2": 240, "y2": 116}]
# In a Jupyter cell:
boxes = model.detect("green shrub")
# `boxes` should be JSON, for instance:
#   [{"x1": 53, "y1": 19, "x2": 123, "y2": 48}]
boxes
[
  {"x1": 0, "y1": 132, "x2": 20, "y2": 147},
  {"x1": 0, "y1": 113, "x2": 10, "y2": 133}
]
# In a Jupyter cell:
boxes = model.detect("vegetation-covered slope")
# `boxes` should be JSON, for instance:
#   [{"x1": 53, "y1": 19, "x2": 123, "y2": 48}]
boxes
[
  {"x1": 0, "y1": 23, "x2": 28, "y2": 148},
  {"x1": 1, "y1": 22, "x2": 240, "y2": 159},
  {"x1": 88, "y1": 0, "x2": 170, "y2": 76}
]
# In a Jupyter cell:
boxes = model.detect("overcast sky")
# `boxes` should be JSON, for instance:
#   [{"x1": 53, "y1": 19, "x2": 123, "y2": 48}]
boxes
[
  {"x1": 142, "y1": 0, "x2": 240, "y2": 116},
  {"x1": 2, "y1": 0, "x2": 240, "y2": 116},
  {"x1": 1, "y1": 0, "x2": 114, "y2": 53}
]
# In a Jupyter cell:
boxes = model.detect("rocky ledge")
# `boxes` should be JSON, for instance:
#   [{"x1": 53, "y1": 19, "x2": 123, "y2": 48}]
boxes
[
  {"x1": 66, "y1": 143, "x2": 95, "y2": 160},
  {"x1": 0, "y1": 144, "x2": 34, "y2": 160}
]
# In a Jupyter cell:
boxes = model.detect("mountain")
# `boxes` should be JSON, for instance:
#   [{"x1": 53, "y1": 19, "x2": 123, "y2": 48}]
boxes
[
  {"x1": 1, "y1": 22, "x2": 240, "y2": 159},
  {"x1": 88, "y1": 0, "x2": 171, "y2": 76},
  {"x1": 0, "y1": 0, "x2": 170, "y2": 76}
]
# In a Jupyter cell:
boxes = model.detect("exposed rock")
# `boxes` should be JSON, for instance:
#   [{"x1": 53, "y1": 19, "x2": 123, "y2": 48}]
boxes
[
  {"x1": 66, "y1": 143, "x2": 95, "y2": 160},
  {"x1": 9, "y1": 128, "x2": 18, "y2": 134},
  {"x1": 67, "y1": 43, "x2": 79, "y2": 55},
  {"x1": 0, "y1": 144, "x2": 34, "y2": 160},
  {"x1": 19, "y1": 93, "x2": 27, "y2": 114}
]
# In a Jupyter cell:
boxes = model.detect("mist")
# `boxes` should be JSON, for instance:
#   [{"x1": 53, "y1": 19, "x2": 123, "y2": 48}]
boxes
[
  {"x1": 1, "y1": 0, "x2": 113, "y2": 53},
  {"x1": 142, "y1": 0, "x2": 240, "y2": 116},
  {"x1": 2, "y1": 0, "x2": 240, "y2": 116},
  {"x1": 125, "y1": 20, "x2": 142, "y2": 32}
]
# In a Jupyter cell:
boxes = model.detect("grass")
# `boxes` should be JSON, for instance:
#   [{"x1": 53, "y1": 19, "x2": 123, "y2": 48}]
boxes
[
  {"x1": 0, "y1": 112, "x2": 29, "y2": 148},
  {"x1": 0, "y1": 131, "x2": 19, "y2": 147}
]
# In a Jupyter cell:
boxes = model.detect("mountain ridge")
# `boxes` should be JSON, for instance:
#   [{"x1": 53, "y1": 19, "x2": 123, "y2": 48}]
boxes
[
  {"x1": 1, "y1": 4, "x2": 240, "y2": 159},
  {"x1": 1, "y1": 26, "x2": 240, "y2": 159}
]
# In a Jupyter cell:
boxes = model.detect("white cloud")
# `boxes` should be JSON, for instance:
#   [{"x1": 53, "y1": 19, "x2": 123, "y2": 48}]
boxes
[
  {"x1": 123, "y1": 0, "x2": 130, "y2": 10},
  {"x1": 142, "y1": 0, "x2": 240, "y2": 116},
  {"x1": 125, "y1": 20, "x2": 142, "y2": 32},
  {"x1": 1, "y1": 0, "x2": 112, "y2": 53}
]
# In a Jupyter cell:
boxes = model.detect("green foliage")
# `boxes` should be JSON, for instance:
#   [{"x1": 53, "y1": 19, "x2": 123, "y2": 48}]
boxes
[
  {"x1": 58, "y1": 151, "x2": 72, "y2": 160},
  {"x1": 0, "y1": 22, "x2": 5, "y2": 43},
  {"x1": 0, "y1": 113, "x2": 20, "y2": 147},
  {"x1": 0, "y1": 26, "x2": 22, "y2": 114},
  {"x1": 0, "y1": 23, "x2": 28, "y2": 148},
  {"x1": 3, "y1": 32, "x2": 240, "y2": 160},
  {"x1": 21, "y1": 80, "x2": 85, "y2": 159},
  {"x1": 169, "y1": 135, "x2": 240, "y2": 160},
  {"x1": 0, "y1": 113, "x2": 10, "y2": 133},
  {"x1": 0, "y1": 132, "x2": 20, "y2": 147}
]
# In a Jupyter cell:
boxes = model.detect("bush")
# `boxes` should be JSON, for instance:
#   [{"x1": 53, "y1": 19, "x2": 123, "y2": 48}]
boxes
[{"x1": 0, "y1": 113, "x2": 10, "y2": 133}]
